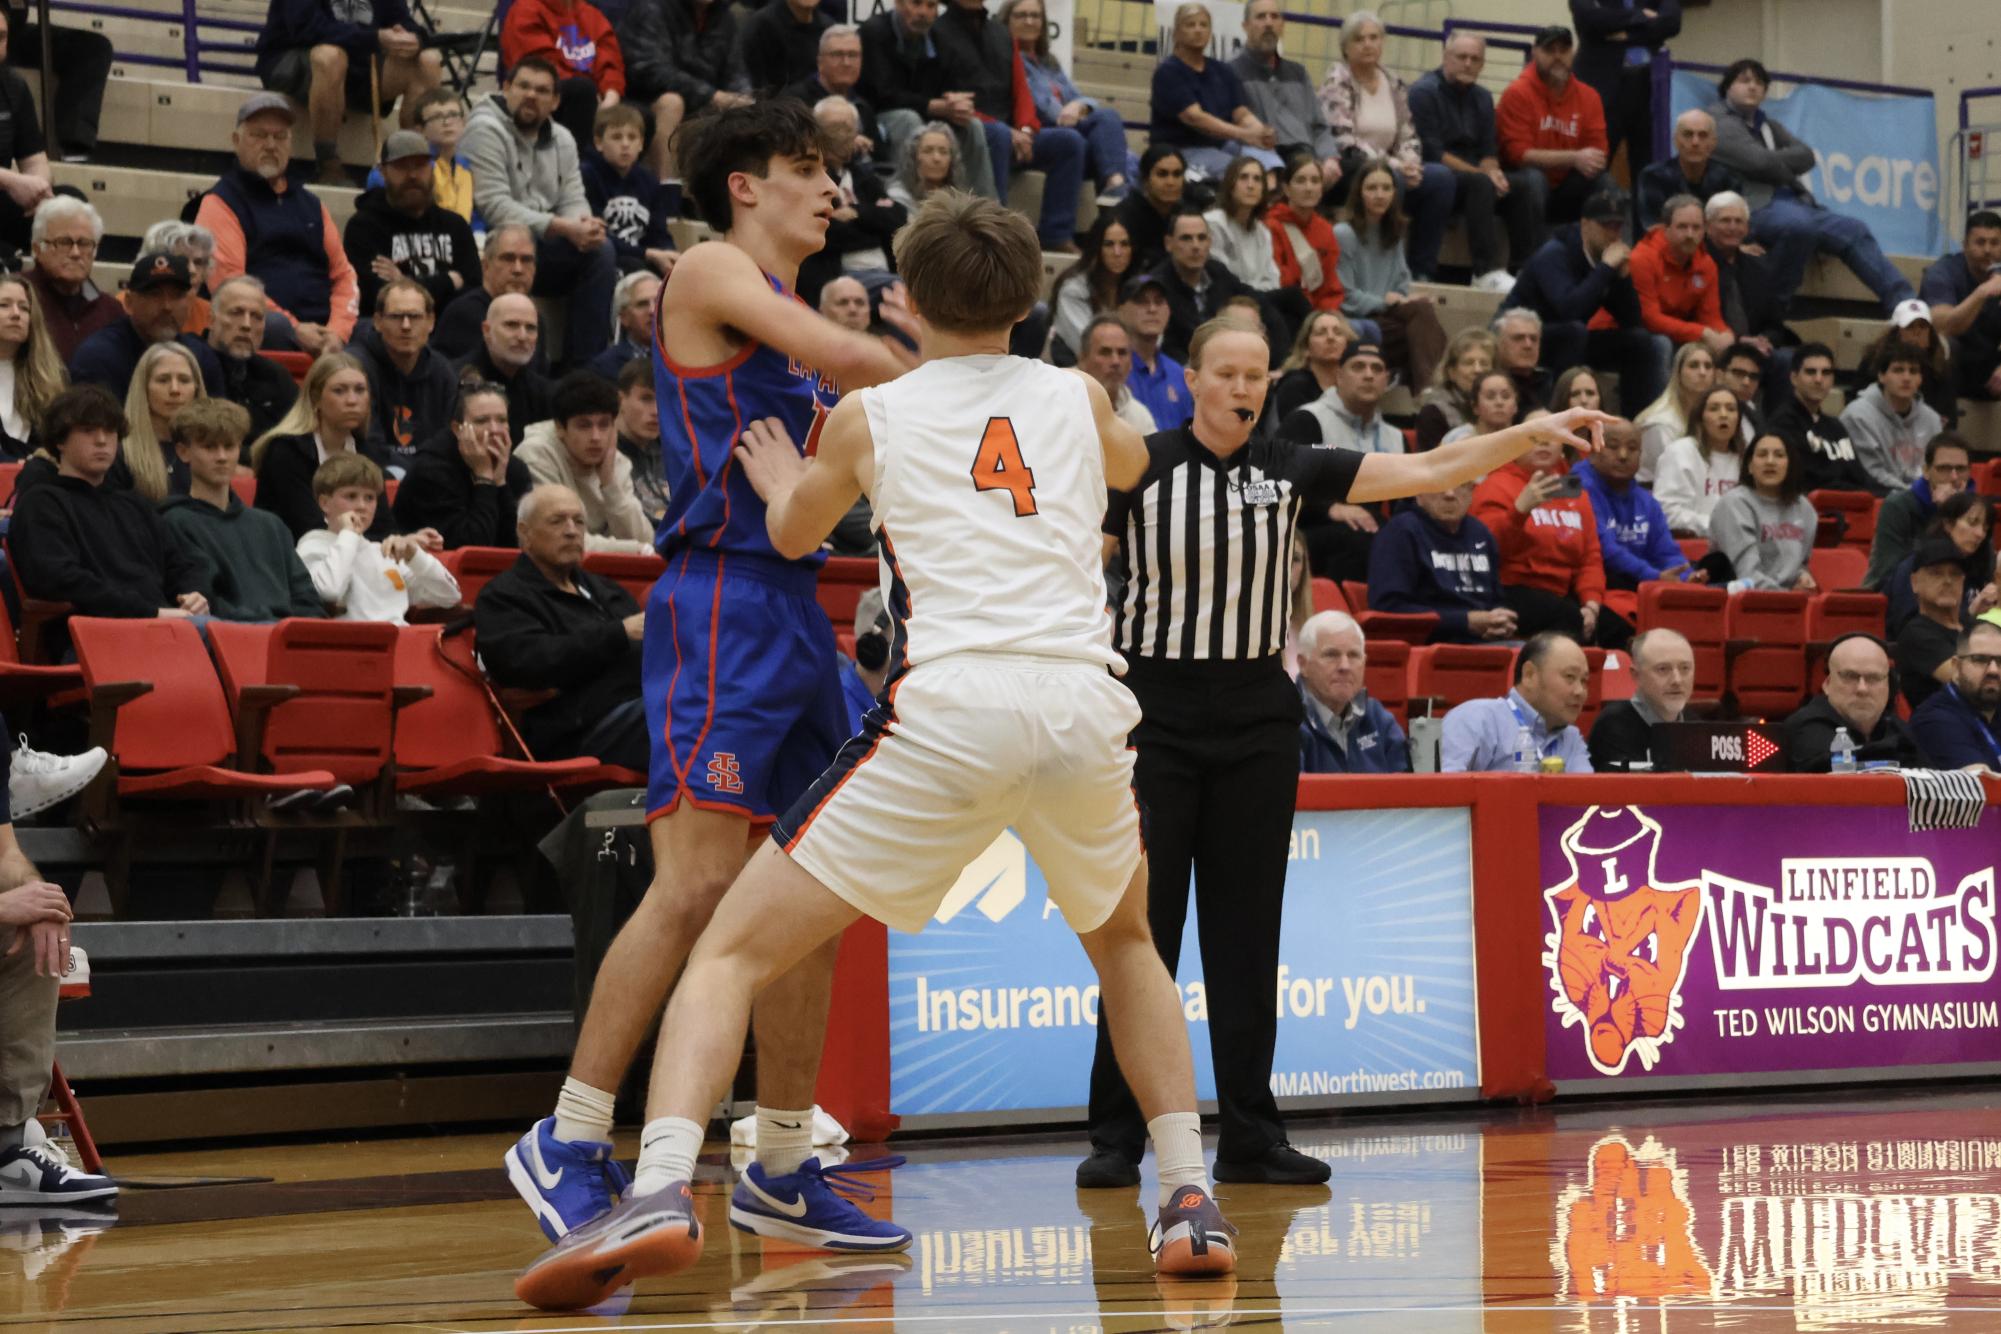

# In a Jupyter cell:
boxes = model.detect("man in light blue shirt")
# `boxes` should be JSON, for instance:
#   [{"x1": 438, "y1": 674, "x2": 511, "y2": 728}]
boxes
[{"x1": 1440, "y1": 631, "x2": 1595, "y2": 772}]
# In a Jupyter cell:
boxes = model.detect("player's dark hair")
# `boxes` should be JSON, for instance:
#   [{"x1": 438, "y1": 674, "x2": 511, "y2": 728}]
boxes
[
  {"x1": 894, "y1": 191, "x2": 1042, "y2": 334},
  {"x1": 1791, "y1": 341, "x2": 1834, "y2": 372},
  {"x1": 678, "y1": 99, "x2": 825, "y2": 233},
  {"x1": 1969, "y1": 210, "x2": 2001, "y2": 236},
  {"x1": 510, "y1": 56, "x2": 559, "y2": 89},
  {"x1": 1877, "y1": 343, "x2": 1926, "y2": 377},
  {"x1": 1722, "y1": 340, "x2": 1767, "y2": 374},
  {"x1": 552, "y1": 370, "x2": 620, "y2": 425},
  {"x1": 1515, "y1": 631, "x2": 1580, "y2": 684}
]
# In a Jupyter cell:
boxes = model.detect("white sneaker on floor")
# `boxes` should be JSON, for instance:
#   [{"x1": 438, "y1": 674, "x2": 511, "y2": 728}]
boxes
[
  {"x1": 8, "y1": 742, "x2": 106, "y2": 820},
  {"x1": 1474, "y1": 268, "x2": 1515, "y2": 294}
]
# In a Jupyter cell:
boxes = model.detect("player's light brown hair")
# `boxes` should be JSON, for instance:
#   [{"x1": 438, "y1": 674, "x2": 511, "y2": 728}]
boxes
[
  {"x1": 892, "y1": 190, "x2": 1042, "y2": 335},
  {"x1": 312, "y1": 452, "x2": 384, "y2": 498},
  {"x1": 169, "y1": 398, "x2": 251, "y2": 449},
  {"x1": 1186, "y1": 315, "x2": 1267, "y2": 369}
]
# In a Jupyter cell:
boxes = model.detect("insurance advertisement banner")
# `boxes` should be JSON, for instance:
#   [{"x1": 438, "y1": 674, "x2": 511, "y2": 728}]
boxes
[
  {"x1": 887, "y1": 808, "x2": 1480, "y2": 1118},
  {"x1": 1540, "y1": 804, "x2": 2001, "y2": 1083}
]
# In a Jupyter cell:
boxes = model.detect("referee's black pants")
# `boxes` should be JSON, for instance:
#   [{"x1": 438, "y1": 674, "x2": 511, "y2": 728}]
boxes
[{"x1": 1086, "y1": 656, "x2": 1299, "y2": 1165}]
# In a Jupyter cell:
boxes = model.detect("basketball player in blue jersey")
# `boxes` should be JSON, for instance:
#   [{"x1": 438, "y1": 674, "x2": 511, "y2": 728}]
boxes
[{"x1": 506, "y1": 100, "x2": 917, "y2": 1256}]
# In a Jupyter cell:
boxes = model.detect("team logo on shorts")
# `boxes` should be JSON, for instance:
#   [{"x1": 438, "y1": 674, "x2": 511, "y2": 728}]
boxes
[{"x1": 706, "y1": 752, "x2": 744, "y2": 795}]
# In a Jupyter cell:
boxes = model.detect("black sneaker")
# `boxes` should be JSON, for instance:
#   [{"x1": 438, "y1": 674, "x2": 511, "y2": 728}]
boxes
[
  {"x1": 1075, "y1": 1148, "x2": 1140, "y2": 1189},
  {"x1": 1212, "y1": 1142, "x2": 1330, "y2": 1185}
]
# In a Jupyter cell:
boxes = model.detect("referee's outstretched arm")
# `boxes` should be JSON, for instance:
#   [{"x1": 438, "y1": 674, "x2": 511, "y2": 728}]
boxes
[{"x1": 1347, "y1": 408, "x2": 1617, "y2": 504}]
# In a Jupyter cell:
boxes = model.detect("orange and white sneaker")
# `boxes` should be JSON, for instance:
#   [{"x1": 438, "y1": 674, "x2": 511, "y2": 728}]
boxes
[
  {"x1": 515, "y1": 1180, "x2": 703, "y2": 1311},
  {"x1": 1149, "y1": 1185, "x2": 1237, "y2": 1276}
]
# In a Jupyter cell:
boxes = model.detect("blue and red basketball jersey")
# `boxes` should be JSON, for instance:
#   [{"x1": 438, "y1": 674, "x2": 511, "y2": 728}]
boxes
[{"x1": 651, "y1": 272, "x2": 838, "y2": 565}]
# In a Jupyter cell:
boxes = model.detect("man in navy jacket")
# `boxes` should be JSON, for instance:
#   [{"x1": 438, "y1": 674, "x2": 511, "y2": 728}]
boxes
[
  {"x1": 1909, "y1": 619, "x2": 2001, "y2": 770},
  {"x1": 1296, "y1": 611, "x2": 1409, "y2": 774},
  {"x1": 1503, "y1": 185, "x2": 1670, "y2": 413},
  {"x1": 1367, "y1": 483, "x2": 1517, "y2": 644},
  {"x1": 1569, "y1": 1, "x2": 1680, "y2": 180}
]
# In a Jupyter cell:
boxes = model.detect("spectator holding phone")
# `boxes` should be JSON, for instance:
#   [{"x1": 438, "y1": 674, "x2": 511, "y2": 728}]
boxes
[{"x1": 1472, "y1": 411, "x2": 1620, "y2": 643}]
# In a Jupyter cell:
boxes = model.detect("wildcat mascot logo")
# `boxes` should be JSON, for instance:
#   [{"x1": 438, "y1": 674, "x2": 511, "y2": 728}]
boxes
[{"x1": 1542, "y1": 806, "x2": 1704, "y2": 1075}]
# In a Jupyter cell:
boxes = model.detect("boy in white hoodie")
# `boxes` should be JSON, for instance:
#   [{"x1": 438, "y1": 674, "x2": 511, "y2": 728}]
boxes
[{"x1": 296, "y1": 455, "x2": 461, "y2": 623}]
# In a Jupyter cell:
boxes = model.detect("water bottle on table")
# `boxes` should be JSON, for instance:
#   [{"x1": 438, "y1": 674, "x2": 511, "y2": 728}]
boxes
[{"x1": 1829, "y1": 726, "x2": 1858, "y2": 774}]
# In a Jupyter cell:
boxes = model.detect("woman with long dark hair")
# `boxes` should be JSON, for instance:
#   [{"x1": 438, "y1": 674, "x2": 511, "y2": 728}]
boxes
[
  {"x1": 1050, "y1": 214, "x2": 1135, "y2": 364},
  {"x1": 1335, "y1": 156, "x2": 1445, "y2": 390}
]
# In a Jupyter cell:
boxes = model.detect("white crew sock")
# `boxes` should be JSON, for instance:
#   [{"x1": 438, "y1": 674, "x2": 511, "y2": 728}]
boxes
[
  {"x1": 1148, "y1": 1112, "x2": 1209, "y2": 1209},
  {"x1": 755, "y1": 1106, "x2": 814, "y2": 1177},
  {"x1": 631, "y1": 1116, "x2": 704, "y2": 1197},
  {"x1": 550, "y1": 1077, "x2": 617, "y2": 1145}
]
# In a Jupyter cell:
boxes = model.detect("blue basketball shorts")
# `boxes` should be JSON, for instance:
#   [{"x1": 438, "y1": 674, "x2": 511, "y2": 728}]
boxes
[{"x1": 642, "y1": 548, "x2": 852, "y2": 825}]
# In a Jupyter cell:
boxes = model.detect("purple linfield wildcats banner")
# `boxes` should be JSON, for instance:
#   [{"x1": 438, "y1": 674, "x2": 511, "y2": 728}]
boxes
[{"x1": 1539, "y1": 803, "x2": 2001, "y2": 1083}]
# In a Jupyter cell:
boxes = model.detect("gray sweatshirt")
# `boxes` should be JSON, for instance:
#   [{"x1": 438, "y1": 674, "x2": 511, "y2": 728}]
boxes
[
  {"x1": 1707, "y1": 100, "x2": 1818, "y2": 210},
  {"x1": 1708, "y1": 487, "x2": 1817, "y2": 590},
  {"x1": 459, "y1": 94, "x2": 589, "y2": 238},
  {"x1": 1839, "y1": 383, "x2": 1940, "y2": 493},
  {"x1": 1334, "y1": 221, "x2": 1413, "y2": 318}
]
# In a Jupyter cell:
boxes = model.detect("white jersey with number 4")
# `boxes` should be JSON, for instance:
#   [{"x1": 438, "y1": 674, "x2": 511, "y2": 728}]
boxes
[{"x1": 859, "y1": 354, "x2": 1123, "y2": 674}]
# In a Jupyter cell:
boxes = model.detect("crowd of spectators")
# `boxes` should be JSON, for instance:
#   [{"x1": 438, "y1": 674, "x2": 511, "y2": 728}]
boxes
[{"x1": 0, "y1": 1, "x2": 1984, "y2": 847}]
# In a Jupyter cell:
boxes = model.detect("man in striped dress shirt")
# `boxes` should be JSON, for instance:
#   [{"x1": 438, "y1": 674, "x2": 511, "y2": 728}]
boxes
[{"x1": 1081, "y1": 316, "x2": 1611, "y2": 1189}]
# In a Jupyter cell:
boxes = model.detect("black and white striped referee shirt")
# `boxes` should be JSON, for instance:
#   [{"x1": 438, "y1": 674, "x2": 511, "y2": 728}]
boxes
[{"x1": 1106, "y1": 427, "x2": 1362, "y2": 660}]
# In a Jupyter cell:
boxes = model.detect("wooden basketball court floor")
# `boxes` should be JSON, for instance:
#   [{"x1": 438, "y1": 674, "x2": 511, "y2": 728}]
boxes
[{"x1": 10, "y1": 1084, "x2": 2001, "y2": 1331}]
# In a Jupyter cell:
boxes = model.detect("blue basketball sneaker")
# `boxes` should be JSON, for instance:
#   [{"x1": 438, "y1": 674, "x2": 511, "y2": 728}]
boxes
[
  {"x1": 505, "y1": 1117, "x2": 633, "y2": 1242},
  {"x1": 728, "y1": 1155, "x2": 912, "y2": 1251}
]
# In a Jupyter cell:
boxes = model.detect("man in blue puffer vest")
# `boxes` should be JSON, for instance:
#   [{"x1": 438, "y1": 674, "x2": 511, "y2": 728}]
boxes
[{"x1": 1297, "y1": 611, "x2": 1409, "y2": 775}]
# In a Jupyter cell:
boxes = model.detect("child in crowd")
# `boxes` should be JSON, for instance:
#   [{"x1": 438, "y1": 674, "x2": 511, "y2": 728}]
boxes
[
  {"x1": 579, "y1": 104, "x2": 679, "y2": 276},
  {"x1": 160, "y1": 400, "x2": 325, "y2": 622},
  {"x1": 297, "y1": 455, "x2": 460, "y2": 624},
  {"x1": 369, "y1": 89, "x2": 482, "y2": 235}
]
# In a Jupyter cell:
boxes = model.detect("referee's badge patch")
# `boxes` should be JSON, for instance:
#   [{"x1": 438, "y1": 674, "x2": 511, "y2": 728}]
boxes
[{"x1": 1241, "y1": 480, "x2": 1279, "y2": 506}]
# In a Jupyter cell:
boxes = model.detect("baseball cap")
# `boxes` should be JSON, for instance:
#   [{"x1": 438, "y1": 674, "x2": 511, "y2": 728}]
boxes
[
  {"x1": 236, "y1": 91, "x2": 297, "y2": 126},
  {"x1": 1533, "y1": 24, "x2": 1575, "y2": 50},
  {"x1": 1891, "y1": 297, "x2": 1933, "y2": 329},
  {"x1": 1118, "y1": 273, "x2": 1169, "y2": 303},
  {"x1": 127, "y1": 251, "x2": 193, "y2": 294},
  {"x1": 1912, "y1": 535, "x2": 1969, "y2": 572},
  {"x1": 1582, "y1": 186, "x2": 1629, "y2": 224},
  {"x1": 380, "y1": 129, "x2": 432, "y2": 164},
  {"x1": 1338, "y1": 341, "x2": 1386, "y2": 367}
]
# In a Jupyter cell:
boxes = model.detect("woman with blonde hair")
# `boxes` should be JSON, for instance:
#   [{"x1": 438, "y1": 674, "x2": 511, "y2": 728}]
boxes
[
  {"x1": 1273, "y1": 308, "x2": 1355, "y2": 418},
  {"x1": 1414, "y1": 328, "x2": 1495, "y2": 450},
  {"x1": 251, "y1": 353, "x2": 387, "y2": 540},
  {"x1": 121, "y1": 341, "x2": 206, "y2": 502},
  {"x1": 1633, "y1": 341, "x2": 1716, "y2": 484},
  {"x1": 0, "y1": 272, "x2": 68, "y2": 459}
]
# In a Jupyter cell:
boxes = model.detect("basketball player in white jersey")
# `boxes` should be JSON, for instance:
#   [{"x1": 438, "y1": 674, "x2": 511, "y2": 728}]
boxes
[{"x1": 513, "y1": 192, "x2": 1613, "y2": 1311}]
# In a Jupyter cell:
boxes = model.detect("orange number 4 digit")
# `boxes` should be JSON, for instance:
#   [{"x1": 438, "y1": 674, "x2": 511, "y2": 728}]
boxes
[{"x1": 970, "y1": 417, "x2": 1039, "y2": 517}]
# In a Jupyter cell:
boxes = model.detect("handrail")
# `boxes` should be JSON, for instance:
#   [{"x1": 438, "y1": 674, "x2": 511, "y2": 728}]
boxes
[
  {"x1": 46, "y1": 0, "x2": 272, "y2": 84},
  {"x1": 1961, "y1": 85, "x2": 2001, "y2": 133},
  {"x1": 1670, "y1": 59, "x2": 1934, "y2": 104}
]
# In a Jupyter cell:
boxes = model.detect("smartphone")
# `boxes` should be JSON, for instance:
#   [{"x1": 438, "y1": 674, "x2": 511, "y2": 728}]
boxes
[{"x1": 1552, "y1": 474, "x2": 1584, "y2": 499}]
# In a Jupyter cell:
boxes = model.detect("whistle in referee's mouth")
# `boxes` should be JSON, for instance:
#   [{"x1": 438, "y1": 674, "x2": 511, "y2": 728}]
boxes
[{"x1": 1231, "y1": 408, "x2": 1255, "y2": 422}]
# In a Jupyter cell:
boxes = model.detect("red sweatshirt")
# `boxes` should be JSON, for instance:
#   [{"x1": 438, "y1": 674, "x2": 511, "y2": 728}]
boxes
[
  {"x1": 1595, "y1": 224, "x2": 1726, "y2": 340},
  {"x1": 1496, "y1": 65, "x2": 1606, "y2": 185},
  {"x1": 1266, "y1": 201, "x2": 1345, "y2": 312},
  {"x1": 502, "y1": 0, "x2": 626, "y2": 97},
  {"x1": 1470, "y1": 460, "x2": 1608, "y2": 604}
]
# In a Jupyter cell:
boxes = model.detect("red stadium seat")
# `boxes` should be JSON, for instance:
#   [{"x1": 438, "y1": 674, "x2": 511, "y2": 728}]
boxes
[
  {"x1": 1309, "y1": 577, "x2": 1349, "y2": 615},
  {"x1": 581, "y1": 551, "x2": 667, "y2": 607},
  {"x1": 1676, "y1": 537, "x2": 1707, "y2": 564},
  {"x1": 1637, "y1": 582, "x2": 1727, "y2": 701},
  {"x1": 1363, "y1": 639, "x2": 1410, "y2": 726},
  {"x1": 1809, "y1": 490, "x2": 1878, "y2": 551},
  {"x1": 1808, "y1": 545, "x2": 1869, "y2": 591},
  {"x1": 817, "y1": 556, "x2": 877, "y2": 627},
  {"x1": 442, "y1": 546, "x2": 517, "y2": 608},
  {"x1": 390, "y1": 627, "x2": 603, "y2": 796},
  {"x1": 0, "y1": 461, "x2": 19, "y2": 507},
  {"x1": 266, "y1": 350, "x2": 313, "y2": 384},
  {"x1": 1355, "y1": 610, "x2": 1439, "y2": 644},
  {"x1": 1407, "y1": 643, "x2": 1514, "y2": 713},
  {"x1": 1578, "y1": 647, "x2": 1608, "y2": 736},
  {"x1": 0, "y1": 593, "x2": 82, "y2": 710},
  {"x1": 1725, "y1": 589, "x2": 1809, "y2": 646},
  {"x1": 1341, "y1": 580, "x2": 1370, "y2": 611},
  {"x1": 230, "y1": 474, "x2": 256, "y2": 508},
  {"x1": 1724, "y1": 590, "x2": 1810, "y2": 719},
  {"x1": 1973, "y1": 459, "x2": 2001, "y2": 497},
  {"x1": 1807, "y1": 591, "x2": 1888, "y2": 642},
  {"x1": 208, "y1": 620, "x2": 405, "y2": 803}
]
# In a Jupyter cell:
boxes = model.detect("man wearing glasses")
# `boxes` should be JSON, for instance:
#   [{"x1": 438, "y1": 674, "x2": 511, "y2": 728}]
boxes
[
  {"x1": 1782, "y1": 632, "x2": 1922, "y2": 772},
  {"x1": 349, "y1": 278, "x2": 458, "y2": 471},
  {"x1": 24, "y1": 197, "x2": 118, "y2": 361},
  {"x1": 1910, "y1": 618, "x2": 2001, "y2": 771},
  {"x1": 404, "y1": 89, "x2": 479, "y2": 227}
]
